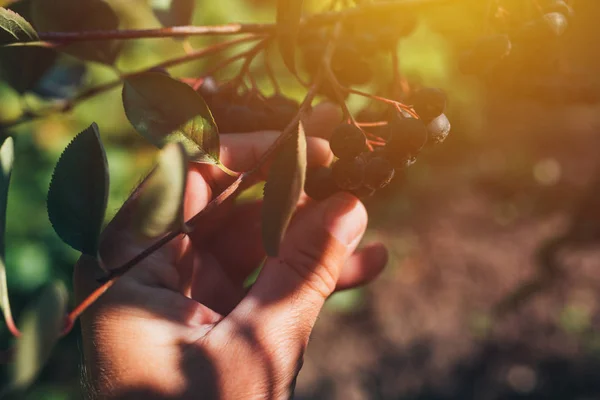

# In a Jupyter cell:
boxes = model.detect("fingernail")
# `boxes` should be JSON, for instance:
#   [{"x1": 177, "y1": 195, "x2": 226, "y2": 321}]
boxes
[{"x1": 323, "y1": 193, "x2": 366, "y2": 246}]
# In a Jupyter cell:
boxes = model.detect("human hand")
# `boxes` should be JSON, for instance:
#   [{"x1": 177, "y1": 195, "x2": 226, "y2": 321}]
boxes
[{"x1": 75, "y1": 104, "x2": 388, "y2": 400}]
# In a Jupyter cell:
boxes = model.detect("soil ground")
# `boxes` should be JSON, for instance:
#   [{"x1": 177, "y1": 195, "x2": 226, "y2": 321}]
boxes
[{"x1": 295, "y1": 98, "x2": 600, "y2": 400}]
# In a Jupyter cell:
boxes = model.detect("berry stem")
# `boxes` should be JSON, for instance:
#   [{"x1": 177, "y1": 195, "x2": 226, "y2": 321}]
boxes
[
  {"x1": 321, "y1": 22, "x2": 358, "y2": 125},
  {"x1": 38, "y1": 23, "x2": 274, "y2": 42},
  {"x1": 264, "y1": 46, "x2": 281, "y2": 94},
  {"x1": 344, "y1": 87, "x2": 420, "y2": 119},
  {"x1": 358, "y1": 121, "x2": 389, "y2": 128}
]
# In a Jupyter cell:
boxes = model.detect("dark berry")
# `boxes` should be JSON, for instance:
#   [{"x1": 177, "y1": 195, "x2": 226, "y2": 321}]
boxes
[
  {"x1": 332, "y1": 157, "x2": 365, "y2": 191},
  {"x1": 329, "y1": 124, "x2": 368, "y2": 160},
  {"x1": 364, "y1": 156, "x2": 396, "y2": 190},
  {"x1": 304, "y1": 166, "x2": 339, "y2": 201},
  {"x1": 217, "y1": 104, "x2": 256, "y2": 133},
  {"x1": 197, "y1": 76, "x2": 219, "y2": 98},
  {"x1": 383, "y1": 116, "x2": 428, "y2": 166},
  {"x1": 410, "y1": 88, "x2": 446, "y2": 122},
  {"x1": 427, "y1": 113, "x2": 451, "y2": 144}
]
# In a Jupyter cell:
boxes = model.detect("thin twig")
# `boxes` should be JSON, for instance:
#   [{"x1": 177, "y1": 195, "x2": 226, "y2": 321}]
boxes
[
  {"x1": 263, "y1": 47, "x2": 281, "y2": 94},
  {"x1": 2, "y1": 35, "x2": 263, "y2": 130},
  {"x1": 38, "y1": 24, "x2": 274, "y2": 42},
  {"x1": 33, "y1": 0, "x2": 454, "y2": 44}
]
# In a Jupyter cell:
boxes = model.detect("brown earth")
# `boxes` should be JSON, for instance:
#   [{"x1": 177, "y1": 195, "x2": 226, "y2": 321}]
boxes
[{"x1": 296, "y1": 98, "x2": 600, "y2": 400}]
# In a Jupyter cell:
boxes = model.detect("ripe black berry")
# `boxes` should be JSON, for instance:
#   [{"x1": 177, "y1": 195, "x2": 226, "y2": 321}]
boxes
[
  {"x1": 304, "y1": 166, "x2": 339, "y2": 201},
  {"x1": 410, "y1": 88, "x2": 446, "y2": 122},
  {"x1": 427, "y1": 113, "x2": 451, "y2": 144},
  {"x1": 383, "y1": 116, "x2": 428, "y2": 166},
  {"x1": 364, "y1": 155, "x2": 396, "y2": 190},
  {"x1": 329, "y1": 124, "x2": 367, "y2": 160},
  {"x1": 332, "y1": 157, "x2": 365, "y2": 191}
]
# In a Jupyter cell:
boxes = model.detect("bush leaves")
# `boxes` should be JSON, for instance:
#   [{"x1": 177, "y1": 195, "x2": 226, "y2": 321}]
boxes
[
  {"x1": 31, "y1": 0, "x2": 121, "y2": 65},
  {"x1": 277, "y1": 0, "x2": 303, "y2": 74},
  {"x1": 47, "y1": 123, "x2": 109, "y2": 257},
  {"x1": 123, "y1": 72, "x2": 222, "y2": 167},
  {"x1": 0, "y1": 6, "x2": 37, "y2": 45},
  {"x1": 0, "y1": 138, "x2": 15, "y2": 339},
  {"x1": 0, "y1": 45, "x2": 57, "y2": 93},
  {"x1": 133, "y1": 142, "x2": 188, "y2": 239},
  {"x1": 151, "y1": 0, "x2": 195, "y2": 27},
  {"x1": 11, "y1": 281, "x2": 68, "y2": 392},
  {"x1": 262, "y1": 122, "x2": 307, "y2": 256}
]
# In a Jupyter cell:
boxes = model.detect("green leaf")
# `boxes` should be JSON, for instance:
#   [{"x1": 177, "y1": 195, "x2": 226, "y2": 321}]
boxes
[
  {"x1": 133, "y1": 142, "x2": 188, "y2": 239},
  {"x1": 11, "y1": 281, "x2": 68, "y2": 392},
  {"x1": 0, "y1": 6, "x2": 37, "y2": 45},
  {"x1": 47, "y1": 123, "x2": 109, "y2": 256},
  {"x1": 0, "y1": 138, "x2": 15, "y2": 337},
  {"x1": 123, "y1": 72, "x2": 221, "y2": 166},
  {"x1": 276, "y1": 0, "x2": 303, "y2": 74},
  {"x1": 31, "y1": 0, "x2": 121, "y2": 64},
  {"x1": 262, "y1": 122, "x2": 307, "y2": 256},
  {"x1": 151, "y1": 0, "x2": 195, "y2": 27},
  {"x1": 0, "y1": 45, "x2": 57, "y2": 93}
]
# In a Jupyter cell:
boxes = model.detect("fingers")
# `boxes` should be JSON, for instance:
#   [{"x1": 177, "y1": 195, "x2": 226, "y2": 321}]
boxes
[
  {"x1": 207, "y1": 201, "x2": 387, "y2": 289},
  {"x1": 335, "y1": 243, "x2": 388, "y2": 291},
  {"x1": 222, "y1": 193, "x2": 367, "y2": 356},
  {"x1": 197, "y1": 101, "x2": 341, "y2": 194}
]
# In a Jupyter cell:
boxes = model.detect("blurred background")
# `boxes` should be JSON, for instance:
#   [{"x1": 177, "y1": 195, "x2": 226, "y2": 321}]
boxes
[{"x1": 2, "y1": 0, "x2": 600, "y2": 398}]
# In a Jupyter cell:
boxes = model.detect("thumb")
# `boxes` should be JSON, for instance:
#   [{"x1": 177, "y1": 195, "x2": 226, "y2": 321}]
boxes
[{"x1": 222, "y1": 193, "x2": 367, "y2": 361}]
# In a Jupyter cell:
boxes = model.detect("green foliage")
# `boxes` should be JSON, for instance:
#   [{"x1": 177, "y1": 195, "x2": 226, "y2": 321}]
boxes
[
  {"x1": 10, "y1": 281, "x2": 68, "y2": 393},
  {"x1": 122, "y1": 72, "x2": 222, "y2": 167},
  {"x1": 31, "y1": 0, "x2": 121, "y2": 64},
  {"x1": 277, "y1": 0, "x2": 303, "y2": 74},
  {"x1": 132, "y1": 142, "x2": 188, "y2": 239},
  {"x1": 262, "y1": 122, "x2": 307, "y2": 256},
  {"x1": 0, "y1": 7, "x2": 37, "y2": 45},
  {"x1": 0, "y1": 45, "x2": 57, "y2": 93},
  {"x1": 47, "y1": 123, "x2": 109, "y2": 257}
]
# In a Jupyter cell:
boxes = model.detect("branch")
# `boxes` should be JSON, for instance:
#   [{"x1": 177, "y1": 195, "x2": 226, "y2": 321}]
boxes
[
  {"x1": 38, "y1": 24, "x2": 274, "y2": 42},
  {"x1": 34, "y1": 0, "x2": 455, "y2": 43},
  {"x1": 2, "y1": 35, "x2": 264, "y2": 130}
]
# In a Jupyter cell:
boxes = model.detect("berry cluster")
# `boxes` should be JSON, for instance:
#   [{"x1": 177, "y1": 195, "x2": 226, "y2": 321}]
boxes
[
  {"x1": 197, "y1": 77, "x2": 300, "y2": 133},
  {"x1": 305, "y1": 88, "x2": 450, "y2": 200}
]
